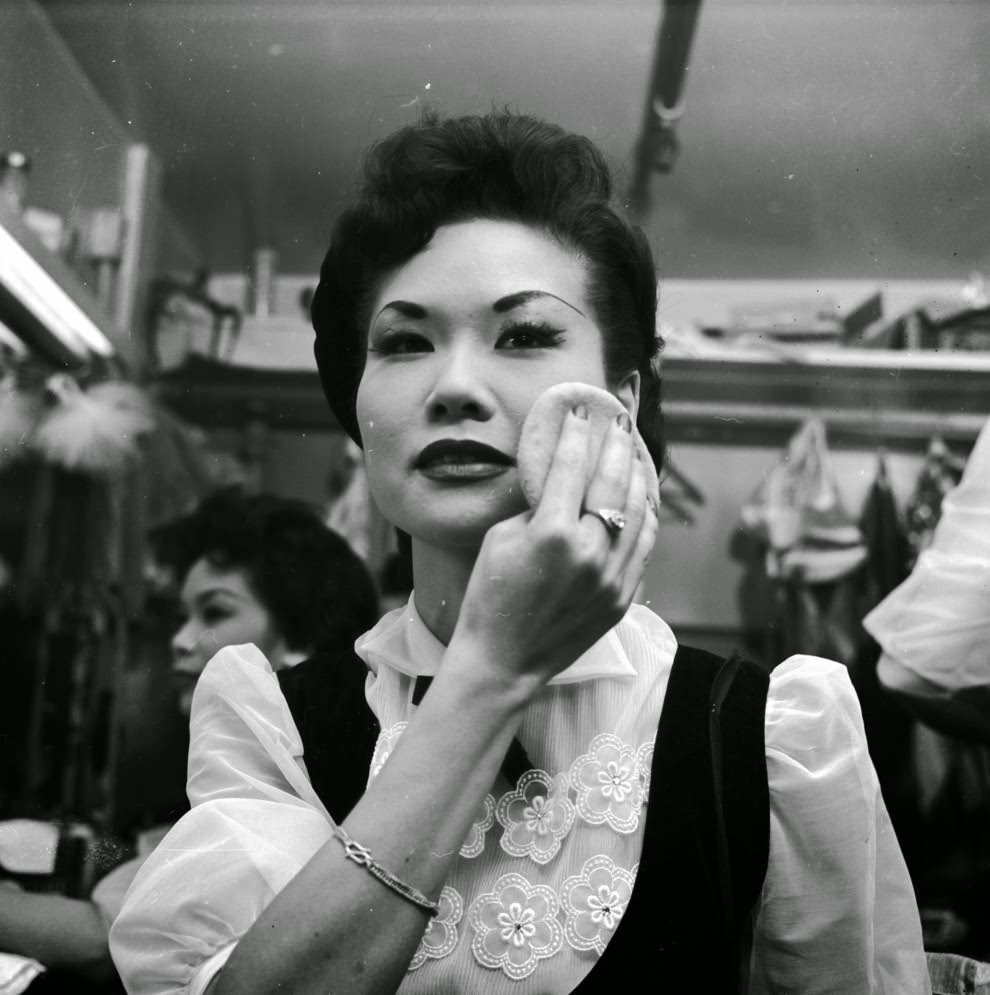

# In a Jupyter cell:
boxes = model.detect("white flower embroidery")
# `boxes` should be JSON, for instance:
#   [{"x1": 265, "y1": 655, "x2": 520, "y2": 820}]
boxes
[
  {"x1": 460, "y1": 793, "x2": 495, "y2": 859},
  {"x1": 636, "y1": 739, "x2": 655, "y2": 800},
  {"x1": 496, "y1": 770, "x2": 575, "y2": 865},
  {"x1": 468, "y1": 872, "x2": 563, "y2": 979},
  {"x1": 561, "y1": 854, "x2": 636, "y2": 955},
  {"x1": 570, "y1": 733, "x2": 643, "y2": 832},
  {"x1": 368, "y1": 721, "x2": 408, "y2": 783},
  {"x1": 408, "y1": 885, "x2": 463, "y2": 971}
]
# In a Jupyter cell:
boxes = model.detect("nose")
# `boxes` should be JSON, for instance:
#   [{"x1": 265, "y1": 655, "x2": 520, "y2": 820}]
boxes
[
  {"x1": 425, "y1": 341, "x2": 494, "y2": 424},
  {"x1": 171, "y1": 620, "x2": 200, "y2": 671}
]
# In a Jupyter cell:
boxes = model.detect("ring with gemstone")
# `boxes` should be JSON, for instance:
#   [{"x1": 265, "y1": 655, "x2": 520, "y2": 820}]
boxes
[{"x1": 583, "y1": 507, "x2": 627, "y2": 538}]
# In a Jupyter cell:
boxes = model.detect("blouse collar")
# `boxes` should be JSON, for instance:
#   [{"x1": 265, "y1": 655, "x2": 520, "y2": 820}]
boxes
[{"x1": 356, "y1": 593, "x2": 637, "y2": 684}]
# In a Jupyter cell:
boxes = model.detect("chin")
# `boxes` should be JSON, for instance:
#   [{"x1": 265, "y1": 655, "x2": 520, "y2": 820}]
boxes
[
  {"x1": 405, "y1": 493, "x2": 527, "y2": 550},
  {"x1": 388, "y1": 478, "x2": 528, "y2": 549},
  {"x1": 405, "y1": 512, "x2": 496, "y2": 550}
]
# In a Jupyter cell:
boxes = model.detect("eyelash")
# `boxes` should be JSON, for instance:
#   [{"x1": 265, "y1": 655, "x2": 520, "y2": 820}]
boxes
[
  {"x1": 368, "y1": 321, "x2": 565, "y2": 355},
  {"x1": 367, "y1": 329, "x2": 430, "y2": 356},
  {"x1": 496, "y1": 321, "x2": 565, "y2": 350}
]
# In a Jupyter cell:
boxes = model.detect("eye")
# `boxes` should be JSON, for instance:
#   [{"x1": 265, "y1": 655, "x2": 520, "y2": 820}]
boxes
[
  {"x1": 496, "y1": 321, "x2": 565, "y2": 350},
  {"x1": 368, "y1": 329, "x2": 433, "y2": 355},
  {"x1": 200, "y1": 605, "x2": 232, "y2": 625}
]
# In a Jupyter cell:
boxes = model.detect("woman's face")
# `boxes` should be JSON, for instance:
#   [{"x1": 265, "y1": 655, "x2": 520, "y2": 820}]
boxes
[
  {"x1": 355, "y1": 219, "x2": 636, "y2": 548},
  {"x1": 171, "y1": 557, "x2": 288, "y2": 716}
]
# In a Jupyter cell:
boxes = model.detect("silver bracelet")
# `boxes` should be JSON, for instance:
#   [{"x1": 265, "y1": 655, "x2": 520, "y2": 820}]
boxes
[{"x1": 332, "y1": 823, "x2": 440, "y2": 917}]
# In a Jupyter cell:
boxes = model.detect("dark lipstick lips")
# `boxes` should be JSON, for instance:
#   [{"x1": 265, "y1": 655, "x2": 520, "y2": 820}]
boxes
[{"x1": 414, "y1": 439, "x2": 515, "y2": 469}]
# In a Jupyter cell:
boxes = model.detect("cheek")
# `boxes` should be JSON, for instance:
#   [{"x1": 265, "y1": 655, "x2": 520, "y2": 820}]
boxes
[
  {"x1": 356, "y1": 410, "x2": 402, "y2": 481},
  {"x1": 234, "y1": 618, "x2": 274, "y2": 649},
  {"x1": 197, "y1": 628, "x2": 225, "y2": 657},
  {"x1": 361, "y1": 441, "x2": 401, "y2": 522},
  {"x1": 355, "y1": 386, "x2": 389, "y2": 459}
]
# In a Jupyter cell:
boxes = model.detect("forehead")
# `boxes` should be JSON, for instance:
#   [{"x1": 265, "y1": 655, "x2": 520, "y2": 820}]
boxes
[
  {"x1": 180, "y1": 557, "x2": 258, "y2": 603},
  {"x1": 371, "y1": 219, "x2": 590, "y2": 318}
]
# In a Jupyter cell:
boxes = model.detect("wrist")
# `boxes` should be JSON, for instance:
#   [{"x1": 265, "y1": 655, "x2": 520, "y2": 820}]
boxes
[{"x1": 439, "y1": 632, "x2": 544, "y2": 714}]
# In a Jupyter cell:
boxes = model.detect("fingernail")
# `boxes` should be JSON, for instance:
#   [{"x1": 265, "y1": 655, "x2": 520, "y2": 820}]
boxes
[
  {"x1": 573, "y1": 403, "x2": 588, "y2": 420},
  {"x1": 616, "y1": 412, "x2": 632, "y2": 433}
]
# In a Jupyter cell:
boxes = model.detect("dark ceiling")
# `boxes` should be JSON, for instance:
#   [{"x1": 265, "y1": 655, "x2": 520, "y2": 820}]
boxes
[{"x1": 31, "y1": 0, "x2": 990, "y2": 280}]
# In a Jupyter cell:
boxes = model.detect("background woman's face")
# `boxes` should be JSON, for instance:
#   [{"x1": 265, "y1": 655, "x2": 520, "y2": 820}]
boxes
[
  {"x1": 355, "y1": 219, "x2": 630, "y2": 548},
  {"x1": 171, "y1": 557, "x2": 287, "y2": 716}
]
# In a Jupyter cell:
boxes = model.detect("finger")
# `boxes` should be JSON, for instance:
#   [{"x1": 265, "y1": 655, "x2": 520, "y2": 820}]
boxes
[
  {"x1": 582, "y1": 411, "x2": 635, "y2": 517},
  {"x1": 621, "y1": 524, "x2": 658, "y2": 605},
  {"x1": 596, "y1": 446, "x2": 648, "y2": 594},
  {"x1": 611, "y1": 448, "x2": 648, "y2": 572},
  {"x1": 620, "y1": 472, "x2": 659, "y2": 604},
  {"x1": 533, "y1": 404, "x2": 592, "y2": 522},
  {"x1": 578, "y1": 412, "x2": 634, "y2": 549}
]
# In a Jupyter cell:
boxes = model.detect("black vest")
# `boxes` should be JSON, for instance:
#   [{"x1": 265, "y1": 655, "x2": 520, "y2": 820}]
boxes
[{"x1": 278, "y1": 643, "x2": 770, "y2": 993}]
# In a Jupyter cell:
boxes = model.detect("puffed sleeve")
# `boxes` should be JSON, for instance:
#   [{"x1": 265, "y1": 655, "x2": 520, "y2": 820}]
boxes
[
  {"x1": 747, "y1": 655, "x2": 929, "y2": 995},
  {"x1": 109, "y1": 645, "x2": 337, "y2": 995}
]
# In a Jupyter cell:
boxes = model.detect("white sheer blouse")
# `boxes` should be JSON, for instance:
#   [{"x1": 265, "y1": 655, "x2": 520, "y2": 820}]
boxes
[{"x1": 109, "y1": 601, "x2": 928, "y2": 994}]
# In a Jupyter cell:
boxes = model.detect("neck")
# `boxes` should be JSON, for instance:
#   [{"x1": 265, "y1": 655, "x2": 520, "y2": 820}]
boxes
[{"x1": 410, "y1": 538, "x2": 480, "y2": 645}]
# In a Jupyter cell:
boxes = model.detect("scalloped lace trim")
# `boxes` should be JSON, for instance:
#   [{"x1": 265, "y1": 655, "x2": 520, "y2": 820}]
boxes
[{"x1": 365, "y1": 722, "x2": 654, "y2": 980}]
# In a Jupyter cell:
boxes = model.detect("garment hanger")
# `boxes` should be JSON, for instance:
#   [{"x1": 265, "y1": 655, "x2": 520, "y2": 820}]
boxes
[
  {"x1": 661, "y1": 454, "x2": 706, "y2": 506},
  {"x1": 658, "y1": 454, "x2": 706, "y2": 525},
  {"x1": 875, "y1": 445, "x2": 890, "y2": 486},
  {"x1": 656, "y1": 488, "x2": 697, "y2": 526}
]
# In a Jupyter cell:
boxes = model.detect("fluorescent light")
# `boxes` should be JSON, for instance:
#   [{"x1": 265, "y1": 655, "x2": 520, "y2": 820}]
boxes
[{"x1": 0, "y1": 220, "x2": 115, "y2": 358}]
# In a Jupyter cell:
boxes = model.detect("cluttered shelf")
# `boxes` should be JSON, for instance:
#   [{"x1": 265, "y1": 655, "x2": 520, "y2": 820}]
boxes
[
  {"x1": 655, "y1": 276, "x2": 990, "y2": 448},
  {"x1": 662, "y1": 349, "x2": 990, "y2": 449},
  {"x1": 153, "y1": 347, "x2": 990, "y2": 451},
  {"x1": 152, "y1": 276, "x2": 990, "y2": 449}
]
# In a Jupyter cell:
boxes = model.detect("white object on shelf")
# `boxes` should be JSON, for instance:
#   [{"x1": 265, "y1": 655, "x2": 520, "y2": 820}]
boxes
[
  {"x1": 202, "y1": 315, "x2": 314, "y2": 370},
  {"x1": 0, "y1": 818, "x2": 59, "y2": 875}
]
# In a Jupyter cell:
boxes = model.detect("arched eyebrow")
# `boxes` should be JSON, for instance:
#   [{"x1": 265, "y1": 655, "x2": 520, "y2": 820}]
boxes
[
  {"x1": 374, "y1": 300, "x2": 428, "y2": 321},
  {"x1": 493, "y1": 290, "x2": 586, "y2": 317},
  {"x1": 373, "y1": 290, "x2": 586, "y2": 322},
  {"x1": 193, "y1": 587, "x2": 242, "y2": 606}
]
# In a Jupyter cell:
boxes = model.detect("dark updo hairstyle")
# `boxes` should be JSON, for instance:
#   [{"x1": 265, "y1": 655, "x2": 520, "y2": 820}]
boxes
[
  {"x1": 311, "y1": 109, "x2": 664, "y2": 468},
  {"x1": 150, "y1": 488, "x2": 379, "y2": 655}
]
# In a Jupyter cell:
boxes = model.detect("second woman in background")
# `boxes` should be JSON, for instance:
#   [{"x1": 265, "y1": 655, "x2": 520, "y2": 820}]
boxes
[{"x1": 0, "y1": 489, "x2": 378, "y2": 994}]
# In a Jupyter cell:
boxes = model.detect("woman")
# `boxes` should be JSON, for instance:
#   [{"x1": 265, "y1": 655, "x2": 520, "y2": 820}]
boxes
[
  {"x1": 110, "y1": 112, "x2": 928, "y2": 994},
  {"x1": 0, "y1": 490, "x2": 377, "y2": 993},
  {"x1": 152, "y1": 487, "x2": 381, "y2": 715}
]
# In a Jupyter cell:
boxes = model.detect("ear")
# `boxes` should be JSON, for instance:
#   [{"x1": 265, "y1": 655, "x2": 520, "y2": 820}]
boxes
[{"x1": 612, "y1": 370, "x2": 640, "y2": 422}]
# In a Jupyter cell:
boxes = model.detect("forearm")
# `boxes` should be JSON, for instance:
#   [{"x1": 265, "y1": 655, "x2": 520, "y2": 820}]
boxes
[
  {"x1": 0, "y1": 890, "x2": 113, "y2": 981},
  {"x1": 214, "y1": 646, "x2": 534, "y2": 995}
]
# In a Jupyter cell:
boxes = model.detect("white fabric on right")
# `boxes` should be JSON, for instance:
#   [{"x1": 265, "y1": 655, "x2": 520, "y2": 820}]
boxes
[{"x1": 864, "y1": 415, "x2": 990, "y2": 691}]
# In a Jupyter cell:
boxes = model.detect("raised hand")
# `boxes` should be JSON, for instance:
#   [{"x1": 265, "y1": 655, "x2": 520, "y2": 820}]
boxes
[{"x1": 452, "y1": 404, "x2": 658, "y2": 692}]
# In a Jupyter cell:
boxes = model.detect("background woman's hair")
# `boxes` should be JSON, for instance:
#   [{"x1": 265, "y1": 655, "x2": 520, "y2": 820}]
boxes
[
  {"x1": 150, "y1": 488, "x2": 379, "y2": 654},
  {"x1": 312, "y1": 109, "x2": 665, "y2": 468}
]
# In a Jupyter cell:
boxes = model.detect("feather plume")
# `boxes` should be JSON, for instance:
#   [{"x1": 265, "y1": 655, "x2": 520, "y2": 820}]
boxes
[{"x1": 33, "y1": 376, "x2": 156, "y2": 475}]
